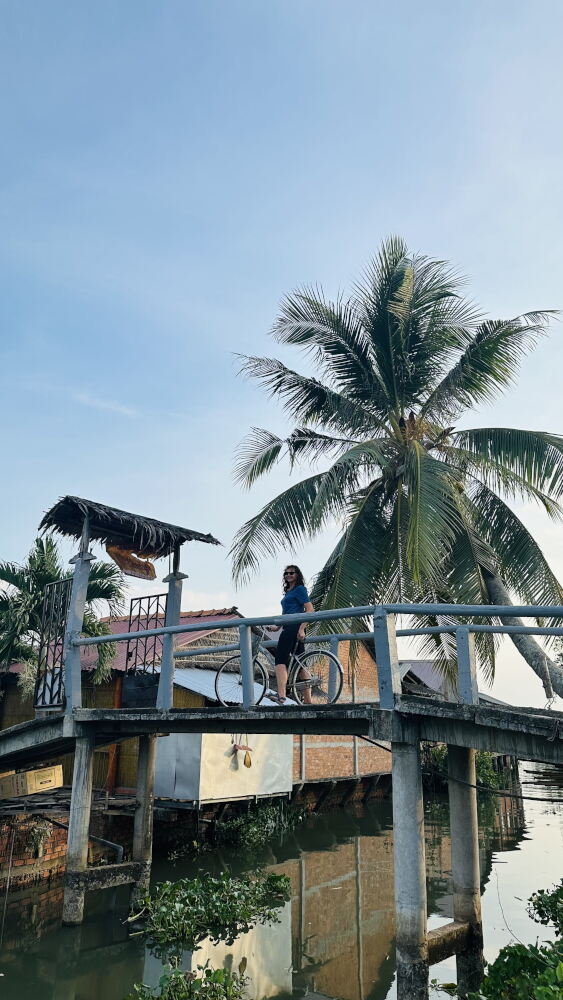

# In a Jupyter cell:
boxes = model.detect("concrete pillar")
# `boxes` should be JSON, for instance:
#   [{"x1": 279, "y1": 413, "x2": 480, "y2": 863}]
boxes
[
  {"x1": 130, "y1": 734, "x2": 157, "y2": 908},
  {"x1": 373, "y1": 611, "x2": 401, "y2": 709},
  {"x1": 63, "y1": 732, "x2": 95, "y2": 924},
  {"x1": 392, "y1": 726, "x2": 428, "y2": 1000},
  {"x1": 448, "y1": 746, "x2": 484, "y2": 996},
  {"x1": 62, "y1": 549, "x2": 95, "y2": 714},
  {"x1": 239, "y1": 624, "x2": 255, "y2": 709},
  {"x1": 156, "y1": 566, "x2": 187, "y2": 711}
]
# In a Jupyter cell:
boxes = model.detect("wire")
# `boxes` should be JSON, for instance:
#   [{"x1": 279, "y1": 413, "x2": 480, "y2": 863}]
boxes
[{"x1": 356, "y1": 735, "x2": 563, "y2": 805}]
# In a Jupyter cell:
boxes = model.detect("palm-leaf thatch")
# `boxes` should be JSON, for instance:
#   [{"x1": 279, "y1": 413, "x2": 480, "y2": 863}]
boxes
[{"x1": 40, "y1": 496, "x2": 221, "y2": 558}]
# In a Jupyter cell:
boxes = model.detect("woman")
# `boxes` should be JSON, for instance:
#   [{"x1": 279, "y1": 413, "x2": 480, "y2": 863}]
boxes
[{"x1": 272, "y1": 565, "x2": 314, "y2": 704}]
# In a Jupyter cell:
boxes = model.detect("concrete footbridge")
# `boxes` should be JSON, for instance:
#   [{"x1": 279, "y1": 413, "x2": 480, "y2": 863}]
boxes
[{"x1": 2, "y1": 497, "x2": 561, "y2": 1000}]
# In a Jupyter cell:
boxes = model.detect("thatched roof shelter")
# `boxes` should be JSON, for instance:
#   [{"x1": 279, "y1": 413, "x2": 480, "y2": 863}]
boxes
[{"x1": 39, "y1": 496, "x2": 221, "y2": 558}]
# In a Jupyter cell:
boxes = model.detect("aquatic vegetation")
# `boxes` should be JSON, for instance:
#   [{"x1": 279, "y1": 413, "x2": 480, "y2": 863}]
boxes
[
  {"x1": 127, "y1": 963, "x2": 248, "y2": 1000},
  {"x1": 128, "y1": 871, "x2": 291, "y2": 951},
  {"x1": 215, "y1": 799, "x2": 306, "y2": 849},
  {"x1": 432, "y1": 881, "x2": 563, "y2": 999}
]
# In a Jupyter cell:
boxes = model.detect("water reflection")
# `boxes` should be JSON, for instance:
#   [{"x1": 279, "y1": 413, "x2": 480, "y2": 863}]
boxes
[{"x1": 0, "y1": 765, "x2": 559, "y2": 1000}]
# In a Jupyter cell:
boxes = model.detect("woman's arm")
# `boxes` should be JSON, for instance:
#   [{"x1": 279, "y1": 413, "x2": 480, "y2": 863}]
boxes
[{"x1": 297, "y1": 601, "x2": 314, "y2": 640}]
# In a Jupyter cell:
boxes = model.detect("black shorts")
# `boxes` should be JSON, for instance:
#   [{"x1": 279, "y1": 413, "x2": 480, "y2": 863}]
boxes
[{"x1": 275, "y1": 625, "x2": 304, "y2": 665}]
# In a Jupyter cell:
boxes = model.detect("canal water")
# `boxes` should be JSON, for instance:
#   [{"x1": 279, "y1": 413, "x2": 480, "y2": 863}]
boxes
[{"x1": 0, "y1": 763, "x2": 561, "y2": 1000}]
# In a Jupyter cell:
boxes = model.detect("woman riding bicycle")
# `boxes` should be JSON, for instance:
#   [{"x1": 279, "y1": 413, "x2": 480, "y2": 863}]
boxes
[{"x1": 271, "y1": 565, "x2": 314, "y2": 704}]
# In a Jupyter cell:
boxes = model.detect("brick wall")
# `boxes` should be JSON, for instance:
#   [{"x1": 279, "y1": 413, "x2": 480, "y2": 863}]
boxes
[{"x1": 292, "y1": 641, "x2": 391, "y2": 784}]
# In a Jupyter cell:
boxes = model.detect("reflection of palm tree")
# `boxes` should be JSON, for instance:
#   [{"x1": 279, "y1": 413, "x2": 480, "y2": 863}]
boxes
[{"x1": 0, "y1": 536, "x2": 125, "y2": 683}]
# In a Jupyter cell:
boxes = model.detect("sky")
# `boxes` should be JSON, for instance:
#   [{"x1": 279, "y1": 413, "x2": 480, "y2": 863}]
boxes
[{"x1": 1, "y1": 1, "x2": 562, "y2": 707}]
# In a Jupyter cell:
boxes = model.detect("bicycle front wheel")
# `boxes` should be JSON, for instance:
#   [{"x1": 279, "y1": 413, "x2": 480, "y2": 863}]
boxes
[
  {"x1": 214, "y1": 655, "x2": 268, "y2": 707},
  {"x1": 291, "y1": 649, "x2": 343, "y2": 705}
]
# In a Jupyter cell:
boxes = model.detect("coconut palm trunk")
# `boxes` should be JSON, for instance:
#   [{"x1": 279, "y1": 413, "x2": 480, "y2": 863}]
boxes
[
  {"x1": 483, "y1": 569, "x2": 562, "y2": 698},
  {"x1": 230, "y1": 236, "x2": 563, "y2": 694}
]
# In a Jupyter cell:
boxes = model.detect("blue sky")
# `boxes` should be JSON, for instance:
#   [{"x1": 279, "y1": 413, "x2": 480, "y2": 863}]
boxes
[{"x1": 1, "y1": 1, "x2": 562, "y2": 705}]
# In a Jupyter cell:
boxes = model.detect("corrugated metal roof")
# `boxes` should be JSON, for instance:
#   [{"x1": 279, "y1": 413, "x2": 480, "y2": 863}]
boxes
[{"x1": 172, "y1": 666, "x2": 294, "y2": 706}]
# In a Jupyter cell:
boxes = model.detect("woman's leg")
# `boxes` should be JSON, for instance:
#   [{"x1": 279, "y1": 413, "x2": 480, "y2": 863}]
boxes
[
  {"x1": 297, "y1": 665, "x2": 312, "y2": 704},
  {"x1": 275, "y1": 663, "x2": 288, "y2": 700}
]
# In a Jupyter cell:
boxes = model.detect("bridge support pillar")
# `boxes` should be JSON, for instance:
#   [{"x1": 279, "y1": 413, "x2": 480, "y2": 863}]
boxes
[
  {"x1": 130, "y1": 734, "x2": 157, "y2": 909},
  {"x1": 448, "y1": 746, "x2": 484, "y2": 996},
  {"x1": 63, "y1": 732, "x2": 94, "y2": 925},
  {"x1": 392, "y1": 725, "x2": 428, "y2": 1000}
]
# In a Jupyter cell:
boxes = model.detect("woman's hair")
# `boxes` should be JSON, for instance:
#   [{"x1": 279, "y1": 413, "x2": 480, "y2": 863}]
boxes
[{"x1": 282, "y1": 564, "x2": 305, "y2": 593}]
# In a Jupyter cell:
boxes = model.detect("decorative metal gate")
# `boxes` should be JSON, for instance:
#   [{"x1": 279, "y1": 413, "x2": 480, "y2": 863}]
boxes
[
  {"x1": 125, "y1": 593, "x2": 168, "y2": 673},
  {"x1": 34, "y1": 578, "x2": 73, "y2": 709}
]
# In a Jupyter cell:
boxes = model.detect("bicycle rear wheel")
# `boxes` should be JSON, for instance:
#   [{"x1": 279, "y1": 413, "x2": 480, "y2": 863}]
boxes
[
  {"x1": 214, "y1": 655, "x2": 268, "y2": 707},
  {"x1": 291, "y1": 649, "x2": 343, "y2": 705}
]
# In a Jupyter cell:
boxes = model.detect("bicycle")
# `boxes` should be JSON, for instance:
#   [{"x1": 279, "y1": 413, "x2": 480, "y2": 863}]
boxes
[{"x1": 214, "y1": 626, "x2": 344, "y2": 707}]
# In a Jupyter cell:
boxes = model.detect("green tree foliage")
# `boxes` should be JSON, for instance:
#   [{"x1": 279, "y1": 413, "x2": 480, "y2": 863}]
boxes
[
  {"x1": 0, "y1": 536, "x2": 125, "y2": 689},
  {"x1": 231, "y1": 236, "x2": 563, "y2": 693}
]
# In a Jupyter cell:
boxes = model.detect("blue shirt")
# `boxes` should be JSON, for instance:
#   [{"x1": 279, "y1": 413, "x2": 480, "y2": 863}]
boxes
[{"x1": 281, "y1": 584, "x2": 310, "y2": 615}]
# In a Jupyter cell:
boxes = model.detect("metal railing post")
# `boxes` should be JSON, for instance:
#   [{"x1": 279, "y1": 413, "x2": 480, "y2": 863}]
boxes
[
  {"x1": 329, "y1": 636, "x2": 339, "y2": 702},
  {"x1": 156, "y1": 569, "x2": 187, "y2": 711},
  {"x1": 239, "y1": 625, "x2": 255, "y2": 709},
  {"x1": 373, "y1": 610, "x2": 401, "y2": 709},
  {"x1": 455, "y1": 626, "x2": 479, "y2": 706}
]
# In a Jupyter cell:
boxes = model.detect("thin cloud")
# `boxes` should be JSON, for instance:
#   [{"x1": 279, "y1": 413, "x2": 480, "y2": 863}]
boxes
[{"x1": 72, "y1": 391, "x2": 138, "y2": 418}]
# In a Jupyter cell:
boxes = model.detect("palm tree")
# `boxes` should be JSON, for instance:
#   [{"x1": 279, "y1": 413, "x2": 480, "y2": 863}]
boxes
[
  {"x1": 0, "y1": 536, "x2": 126, "y2": 689},
  {"x1": 231, "y1": 236, "x2": 563, "y2": 697}
]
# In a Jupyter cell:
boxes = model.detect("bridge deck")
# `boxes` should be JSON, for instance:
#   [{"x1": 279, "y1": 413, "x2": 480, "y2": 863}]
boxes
[{"x1": 0, "y1": 697, "x2": 560, "y2": 770}]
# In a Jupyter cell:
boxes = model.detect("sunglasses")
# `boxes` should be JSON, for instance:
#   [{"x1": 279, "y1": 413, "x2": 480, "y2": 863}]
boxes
[{"x1": 284, "y1": 571, "x2": 296, "y2": 577}]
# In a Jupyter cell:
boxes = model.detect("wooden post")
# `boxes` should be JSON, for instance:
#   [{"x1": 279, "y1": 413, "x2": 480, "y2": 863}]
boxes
[
  {"x1": 130, "y1": 734, "x2": 157, "y2": 908},
  {"x1": 63, "y1": 732, "x2": 95, "y2": 924},
  {"x1": 106, "y1": 674, "x2": 123, "y2": 794},
  {"x1": 392, "y1": 722, "x2": 428, "y2": 1000}
]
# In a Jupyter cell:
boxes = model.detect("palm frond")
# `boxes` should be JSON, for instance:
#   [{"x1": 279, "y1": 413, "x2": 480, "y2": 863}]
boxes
[
  {"x1": 451, "y1": 428, "x2": 563, "y2": 500},
  {"x1": 237, "y1": 355, "x2": 385, "y2": 436},
  {"x1": 230, "y1": 473, "x2": 332, "y2": 585},
  {"x1": 233, "y1": 428, "x2": 284, "y2": 487},
  {"x1": 271, "y1": 288, "x2": 379, "y2": 406},
  {"x1": 422, "y1": 312, "x2": 556, "y2": 420},
  {"x1": 85, "y1": 562, "x2": 126, "y2": 616},
  {"x1": 310, "y1": 480, "x2": 390, "y2": 613},
  {"x1": 310, "y1": 441, "x2": 391, "y2": 530},
  {"x1": 403, "y1": 442, "x2": 461, "y2": 585},
  {"x1": 443, "y1": 442, "x2": 563, "y2": 518}
]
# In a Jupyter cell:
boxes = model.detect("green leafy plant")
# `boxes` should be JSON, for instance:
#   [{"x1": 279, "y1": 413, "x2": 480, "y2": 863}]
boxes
[
  {"x1": 421, "y1": 743, "x2": 502, "y2": 790},
  {"x1": 127, "y1": 963, "x2": 248, "y2": 1000},
  {"x1": 216, "y1": 800, "x2": 306, "y2": 849},
  {"x1": 527, "y1": 881, "x2": 563, "y2": 935},
  {"x1": 432, "y1": 881, "x2": 563, "y2": 999},
  {"x1": 128, "y1": 871, "x2": 291, "y2": 952}
]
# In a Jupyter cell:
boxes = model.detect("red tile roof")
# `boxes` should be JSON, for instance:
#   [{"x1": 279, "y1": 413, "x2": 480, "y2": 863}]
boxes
[
  {"x1": 81, "y1": 607, "x2": 241, "y2": 672},
  {"x1": 9, "y1": 608, "x2": 241, "y2": 676}
]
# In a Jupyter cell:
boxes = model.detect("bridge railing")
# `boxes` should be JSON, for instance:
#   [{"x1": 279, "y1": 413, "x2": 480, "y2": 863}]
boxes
[{"x1": 69, "y1": 603, "x2": 563, "y2": 713}]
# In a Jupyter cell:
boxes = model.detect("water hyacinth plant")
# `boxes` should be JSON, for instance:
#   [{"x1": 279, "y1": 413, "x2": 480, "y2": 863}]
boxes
[{"x1": 127, "y1": 871, "x2": 291, "y2": 952}]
